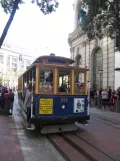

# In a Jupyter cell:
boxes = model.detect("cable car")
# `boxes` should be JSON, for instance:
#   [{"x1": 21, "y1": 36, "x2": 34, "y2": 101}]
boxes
[{"x1": 18, "y1": 54, "x2": 90, "y2": 134}]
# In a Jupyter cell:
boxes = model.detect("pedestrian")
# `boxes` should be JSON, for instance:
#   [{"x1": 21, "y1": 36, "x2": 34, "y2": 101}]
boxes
[
  {"x1": 101, "y1": 89, "x2": 108, "y2": 109},
  {"x1": 1, "y1": 87, "x2": 6, "y2": 109},
  {"x1": 0, "y1": 89, "x2": 3, "y2": 109},
  {"x1": 110, "y1": 92, "x2": 115, "y2": 111},
  {"x1": 9, "y1": 89, "x2": 14, "y2": 115},
  {"x1": 117, "y1": 87, "x2": 120, "y2": 100},
  {"x1": 108, "y1": 87, "x2": 112, "y2": 101}
]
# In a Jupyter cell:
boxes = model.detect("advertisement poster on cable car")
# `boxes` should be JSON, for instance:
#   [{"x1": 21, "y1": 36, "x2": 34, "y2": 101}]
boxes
[{"x1": 73, "y1": 98, "x2": 84, "y2": 113}]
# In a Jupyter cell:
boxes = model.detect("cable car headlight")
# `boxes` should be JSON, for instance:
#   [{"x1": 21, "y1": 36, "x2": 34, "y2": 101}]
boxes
[{"x1": 62, "y1": 104, "x2": 66, "y2": 109}]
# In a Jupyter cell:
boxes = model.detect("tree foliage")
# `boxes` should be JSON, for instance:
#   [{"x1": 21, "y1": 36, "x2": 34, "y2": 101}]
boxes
[
  {"x1": 0, "y1": 0, "x2": 59, "y2": 48},
  {"x1": 0, "y1": 0, "x2": 59, "y2": 14},
  {"x1": 79, "y1": 0, "x2": 120, "y2": 41}
]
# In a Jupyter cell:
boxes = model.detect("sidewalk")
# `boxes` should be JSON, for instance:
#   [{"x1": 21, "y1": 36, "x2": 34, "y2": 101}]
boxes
[
  {"x1": 0, "y1": 116, "x2": 24, "y2": 161},
  {"x1": 90, "y1": 107, "x2": 120, "y2": 122}
]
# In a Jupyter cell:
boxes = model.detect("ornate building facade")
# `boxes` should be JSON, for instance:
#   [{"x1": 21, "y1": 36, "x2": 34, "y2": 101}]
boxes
[{"x1": 68, "y1": 0, "x2": 117, "y2": 90}]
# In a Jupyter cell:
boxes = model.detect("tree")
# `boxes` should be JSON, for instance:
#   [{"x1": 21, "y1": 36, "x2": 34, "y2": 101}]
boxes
[
  {"x1": 0, "y1": 0, "x2": 59, "y2": 48},
  {"x1": 79, "y1": 0, "x2": 120, "y2": 48}
]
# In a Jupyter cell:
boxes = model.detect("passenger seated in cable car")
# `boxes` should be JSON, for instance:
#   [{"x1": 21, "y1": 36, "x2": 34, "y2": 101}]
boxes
[
  {"x1": 59, "y1": 83, "x2": 67, "y2": 92},
  {"x1": 66, "y1": 84, "x2": 70, "y2": 92},
  {"x1": 39, "y1": 72, "x2": 53, "y2": 92},
  {"x1": 39, "y1": 82, "x2": 53, "y2": 92},
  {"x1": 80, "y1": 83, "x2": 84, "y2": 93},
  {"x1": 59, "y1": 84, "x2": 65, "y2": 92},
  {"x1": 46, "y1": 72, "x2": 53, "y2": 82}
]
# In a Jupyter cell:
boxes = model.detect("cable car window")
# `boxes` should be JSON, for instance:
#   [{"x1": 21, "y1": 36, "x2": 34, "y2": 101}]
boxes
[
  {"x1": 58, "y1": 70, "x2": 70, "y2": 92},
  {"x1": 39, "y1": 69, "x2": 53, "y2": 92},
  {"x1": 75, "y1": 72, "x2": 85, "y2": 93}
]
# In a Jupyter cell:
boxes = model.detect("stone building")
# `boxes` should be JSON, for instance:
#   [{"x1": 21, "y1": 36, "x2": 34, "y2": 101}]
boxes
[
  {"x1": 0, "y1": 43, "x2": 34, "y2": 87},
  {"x1": 68, "y1": 0, "x2": 117, "y2": 90}
]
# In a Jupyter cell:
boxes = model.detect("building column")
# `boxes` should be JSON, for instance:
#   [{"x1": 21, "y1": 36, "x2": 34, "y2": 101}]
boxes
[
  {"x1": 10, "y1": 57, "x2": 12, "y2": 68},
  {"x1": 3, "y1": 50, "x2": 7, "y2": 74},
  {"x1": 24, "y1": 60, "x2": 27, "y2": 70},
  {"x1": 70, "y1": 47, "x2": 72, "y2": 59}
]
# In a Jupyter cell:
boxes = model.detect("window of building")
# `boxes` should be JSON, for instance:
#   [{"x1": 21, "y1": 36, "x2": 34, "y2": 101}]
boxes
[
  {"x1": 115, "y1": 35, "x2": 120, "y2": 50},
  {"x1": 39, "y1": 69, "x2": 53, "y2": 92},
  {"x1": 26, "y1": 66, "x2": 29, "y2": 70},
  {"x1": 12, "y1": 63, "x2": 17, "y2": 68},
  {"x1": 13, "y1": 68, "x2": 16, "y2": 72},
  {"x1": 75, "y1": 72, "x2": 85, "y2": 93},
  {"x1": 75, "y1": 54, "x2": 82, "y2": 67},
  {"x1": 12, "y1": 58, "x2": 17, "y2": 63},
  {"x1": 0, "y1": 55, "x2": 4, "y2": 64},
  {"x1": 8, "y1": 62, "x2": 10, "y2": 67},
  {"x1": 7, "y1": 56, "x2": 10, "y2": 62},
  {"x1": 26, "y1": 61, "x2": 31, "y2": 66},
  {"x1": 58, "y1": 70, "x2": 70, "y2": 92},
  {"x1": 72, "y1": 47, "x2": 75, "y2": 59}
]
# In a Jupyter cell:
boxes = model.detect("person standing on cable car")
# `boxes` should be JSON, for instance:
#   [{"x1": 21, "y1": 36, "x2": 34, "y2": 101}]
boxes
[{"x1": 24, "y1": 82, "x2": 33, "y2": 127}]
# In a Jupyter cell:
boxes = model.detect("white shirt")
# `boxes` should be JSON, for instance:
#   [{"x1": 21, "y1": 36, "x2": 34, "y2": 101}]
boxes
[{"x1": 101, "y1": 91, "x2": 108, "y2": 99}]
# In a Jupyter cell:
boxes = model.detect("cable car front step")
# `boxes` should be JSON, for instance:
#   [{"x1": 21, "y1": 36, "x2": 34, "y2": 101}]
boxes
[{"x1": 40, "y1": 123, "x2": 78, "y2": 134}]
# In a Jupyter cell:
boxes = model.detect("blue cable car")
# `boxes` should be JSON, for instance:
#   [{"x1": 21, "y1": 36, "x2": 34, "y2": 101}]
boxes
[{"x1": 18, "y1": 54, "x2": 90, "y2": 134}]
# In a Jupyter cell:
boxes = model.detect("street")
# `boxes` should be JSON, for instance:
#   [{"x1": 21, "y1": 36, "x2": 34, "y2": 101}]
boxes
[
  {"x1": 13, "y1": 94, "x2": 65, "y2": 161},
  {"x1": 1, "y1": 95, "x2": 120, "y2": 161},
  {"x1": 15, "y1": 95, "x2": 120, "y2": 161}
]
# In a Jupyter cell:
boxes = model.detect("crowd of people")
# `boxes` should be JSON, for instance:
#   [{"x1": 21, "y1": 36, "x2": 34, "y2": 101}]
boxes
[
  {"x1": 0, "y1": 85, "x2": 14, "y2": 114},
  {"x1": 90, "y1": 87, "x2": 120, "y2": 111}
]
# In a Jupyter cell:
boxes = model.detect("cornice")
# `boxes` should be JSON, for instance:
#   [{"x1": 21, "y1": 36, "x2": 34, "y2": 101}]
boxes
[{"x1": 68, "y1": 25, "x2": 84, "y2": 45}]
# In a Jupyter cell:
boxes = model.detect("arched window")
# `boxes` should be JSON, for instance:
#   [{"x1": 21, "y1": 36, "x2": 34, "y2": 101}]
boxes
[
  {"x1": 93, "y1": 48, "x2": 103, "y2": 90},
  {"x1": 75, "y1": 54, "x2": 82, "y2": 67}
]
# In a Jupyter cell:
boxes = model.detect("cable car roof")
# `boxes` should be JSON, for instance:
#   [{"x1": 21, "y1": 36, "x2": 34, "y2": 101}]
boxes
[
  {"x1": 32, "y1": 54, "x2": 75, "y2": 65},
  {"x1": 18, "y1": 54, "x2": 89, "y2": 79}
]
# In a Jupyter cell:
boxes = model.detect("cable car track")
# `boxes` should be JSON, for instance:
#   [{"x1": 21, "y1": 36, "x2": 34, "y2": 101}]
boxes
[
  {"x1": 47, "y1": 134, "x2": 96, "y2": 161},
  {"x1": 60, "y1": 134, "x2": 98, "y2": 161},
  {"x1": 90, "y1": 113, "x2": 120, "y2": 124},
  {"x1": 90, "y1": 113, "x2": 120, "y2": 130},
  {"x1": 73, "y1": 133, "x2": 118, "y2": 161},
  {"x1": 47, "y1": 132, "x2": 117, "y2": 161}
]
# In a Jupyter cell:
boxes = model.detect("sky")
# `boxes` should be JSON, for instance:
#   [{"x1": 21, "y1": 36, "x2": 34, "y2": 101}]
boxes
[{"x1": 0, "y1": 0, "x2": 74, "y2": 58}]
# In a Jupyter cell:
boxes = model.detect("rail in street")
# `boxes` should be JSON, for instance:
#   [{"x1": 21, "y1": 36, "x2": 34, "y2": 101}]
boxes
[{"x1": 47, "y1": 133, "x2": 118, "y2": 161}]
